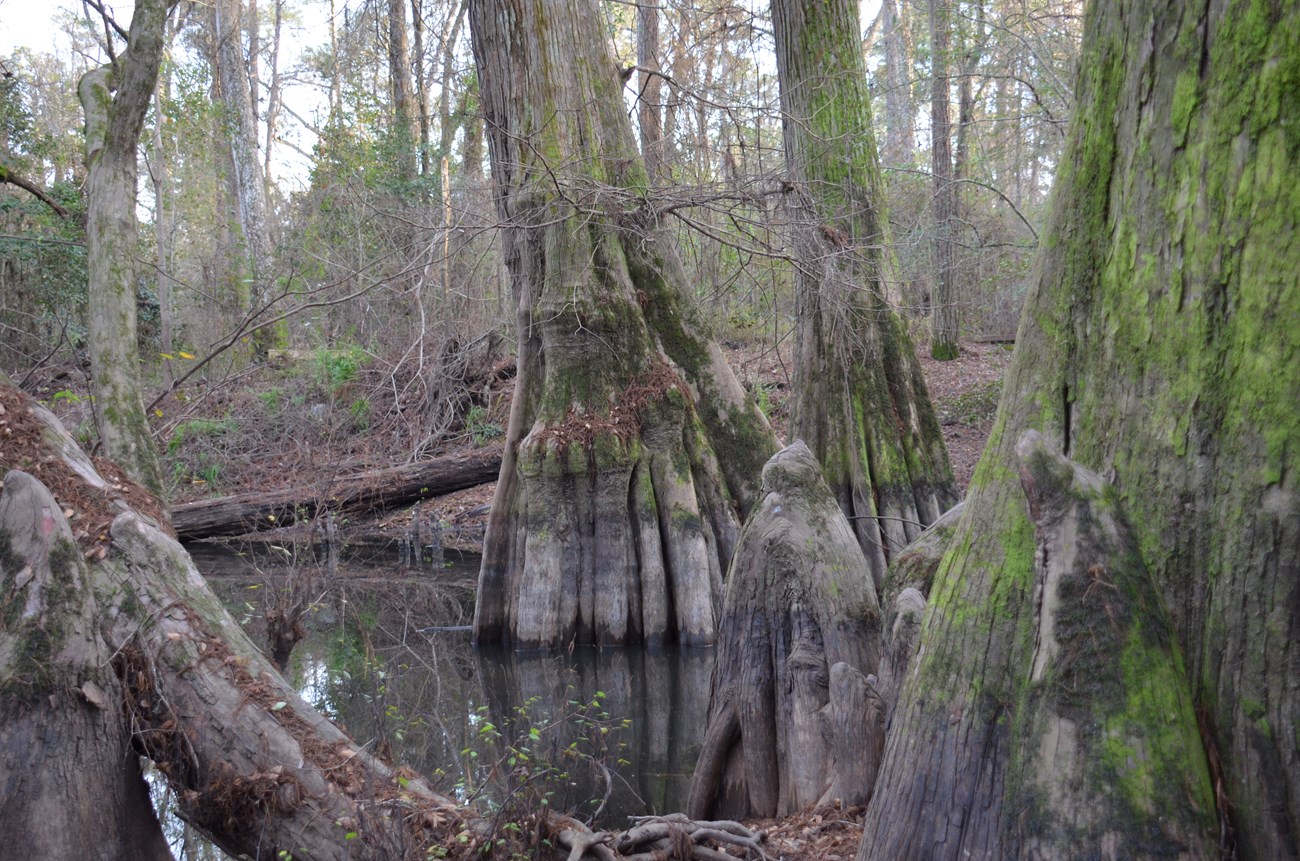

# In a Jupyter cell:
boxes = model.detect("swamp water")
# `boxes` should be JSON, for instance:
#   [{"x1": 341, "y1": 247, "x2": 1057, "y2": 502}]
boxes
[{"x1": 188, "y1": 538, "x2": 712, "y2": 829}]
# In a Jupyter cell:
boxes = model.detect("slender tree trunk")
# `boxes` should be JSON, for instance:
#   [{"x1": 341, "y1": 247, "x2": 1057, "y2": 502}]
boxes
[
  {"x1": 469, "y1": 0, "x2": 777, "y2": 649},
  {"x1": 860, "y1": 0, "x2": 1300, "y2": 856},
  {"x1": 412, "y1": 0, "x2": 430, "y2": 177},
  {"x1": 214, "y1": 0, "x2": 275, "y2": 344},
  {"x1": 150, "y1": 77, "x2": 175, "y2": 389},
  {"x1": 928, "y1": 0, "x2": 960, "y2": 360},
  {"x1": 637, "y1": 1, "x2": 665, "y2": 183},
  {"x1": 78, "y1": 0, "x2": 171, "y2": 495},
  {"x1": 262, "y1": 0, "x2": 284, "y2": 190},
  {"x1": 388, "y1": 0, "x2": 418, "y2": 181},
  {"x1": 437, "y1": 0, "x2": 468, "y2": 162},
  {"x1": 880, "y1": 0, "x2": 914, "y2": 164},
  {"x1": 773, "y1": 0, "x2": 956, "y2": 582}
]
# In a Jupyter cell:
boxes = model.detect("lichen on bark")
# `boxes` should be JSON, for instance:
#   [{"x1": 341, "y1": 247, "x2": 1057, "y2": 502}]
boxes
[
  {"x1": 772, "y1": 0, "x2": 956, "y2": 589},
  {"x1": 859, "y1": 0, "x2": 1300, "y2": 856}
]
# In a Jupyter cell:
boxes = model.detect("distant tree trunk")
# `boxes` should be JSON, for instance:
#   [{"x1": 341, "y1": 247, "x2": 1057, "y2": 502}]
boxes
[
  {"x1": 860, "y1": 0, "x2": 1300, "y2": 855},
  {"x1": 880, "y1": 0, "x2": 914, "y2": 164},
  {"x1": 214, "y1": 0, "x2": 275, "y2": 345},
  {"x1": 637, "y1": 0, "x2": 665, "y2": 183},
  {"x1": 262, "y1": 0, "x2": 285, "y2": 190},
  {"x1": 78, "y1": 0, "x2": 171, "y2": 495},
  {"x1": 687, "y1": 443, "x2": 886, "y2": 819},
  {"x1": 437, "y1": 0, "x2": 468, "y2": 162},
  {"x1": 469, "y1": 0, "x2": 778, "y2": 649},
  {"x1": 928, "y1": 0, "x2": 960, "y2": 360},
  {"x1": 150, "y1": 76, "x2": 175, "y2": 388},
  {"x1": 458, "y1": 83, "x2": 483, "y2": 179},
  {"x1": 411, "y1": 0, "x2": 430, "y2": 177},
  {"x1": 388, "y1": 0, "x2": 418, "y2": 181},
  {"x1": 773, "y1": 0, "x2": 956, "y2": 582}
]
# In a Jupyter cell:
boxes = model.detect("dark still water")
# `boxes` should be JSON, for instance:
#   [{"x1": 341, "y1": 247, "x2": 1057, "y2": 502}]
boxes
[{"x1": 191, "y1": 538, "x2": 712, "y2": 827}]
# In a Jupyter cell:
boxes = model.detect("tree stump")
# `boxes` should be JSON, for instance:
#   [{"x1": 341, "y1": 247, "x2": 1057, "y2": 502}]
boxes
[{"x1": 687, "y1": 442, "x2": 885, "y2": 819}]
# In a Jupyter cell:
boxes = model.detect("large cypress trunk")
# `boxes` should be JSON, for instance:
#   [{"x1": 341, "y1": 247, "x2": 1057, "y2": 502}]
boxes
[
  {"x1": 772, "y1": 0, "x2": 956, "y2": 586},
  {"x1": 859, "y1": 0, "x2": 1300, "y2": 857},
  {"x1": 469, "y1": 0, "x2": 777, "y2": 649}
]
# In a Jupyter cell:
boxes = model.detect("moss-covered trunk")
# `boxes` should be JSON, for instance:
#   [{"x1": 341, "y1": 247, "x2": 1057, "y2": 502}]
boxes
[
  {"x1": 78, "y1": 0, "x2": 172, "y2": 495},
  {"x1": 469, "y1": 0, "x2": 777, "y2": 649},
  {"x1": 772, "y1": 0, "x2": 956, "y2": 586},
  {"x1": 859, "y1": 0, "x2": 1299, "y2": 857}
]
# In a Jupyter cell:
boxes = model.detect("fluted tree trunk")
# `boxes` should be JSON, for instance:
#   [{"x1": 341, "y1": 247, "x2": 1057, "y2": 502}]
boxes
[
  {"x1": 78, "y1": 0, "x2": 173, "y2": 495},
  {"x1": 860, "y1": 0, "x2": 1300, "y2": 856},
  {"x1": 469, "y1": 0, "x2": 777, "y2": 649},
  {"x1": 773, "y1": 0, "x2": 956, "y2": 584}
]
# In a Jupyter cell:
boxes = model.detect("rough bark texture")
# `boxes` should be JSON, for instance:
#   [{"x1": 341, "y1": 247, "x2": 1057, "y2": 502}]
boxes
[
  {"x1": 928, "y1": 0, "x2": 960, "y2": 360},
  {"x1": 860, "y1": 0, "x2": 1299, "y2": 857},
  {"x1": 470, "y1": 0, "x2": 777, "y2": 649},
  {"x1": 214, "y1": 0, "x2": 275, "y2": 337},
  {"x1": 171, "y1": 445, "x2": 502, "y2": 539},
  {"x1": 879, "y1": 0, "x2": 914, "y2": 165},
  {"x1": 1, "y1": 390, "x2": 478, "y2": 860},
  {"x1": 388, "y1": 0, "x2": 419, "y2": 180},
  {"x1": 0, "y1": 472, "x2": 173, "y2": 861},
  {"x1": 687, "y1": 442, "x2": 884, "y2": 819},
  {"x1": 78, "y1": 0, "x2": 171, "y2": 495},
  {"x1": 773, "y1": 0, "x2": 957, "y2": 587}
]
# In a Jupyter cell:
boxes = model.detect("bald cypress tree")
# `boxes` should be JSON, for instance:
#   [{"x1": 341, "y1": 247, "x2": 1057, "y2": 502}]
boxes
[
  {"x1": 773, "y1": 0, "x2": 957, "y2": 584},
  {"x1": 860, "y1": 0, "x2": 1300, "y2": 856},
  {"x1": 469, "y1": 0, "x2": 777, "y2": 649}
]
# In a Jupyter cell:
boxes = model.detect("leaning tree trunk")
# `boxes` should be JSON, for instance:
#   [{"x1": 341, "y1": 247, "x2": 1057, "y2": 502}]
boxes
[
  {"x1": 687, "y1": 442, "x2": 886, "y2": 820},
  {"x1": 860, "y1": 0, "x2": 1300, "y2": 857},
  {"x1": 78, "y1": 0, "x2": 171, "y2": 496},
  {"x1": 0, "y1": 381, "x2": 479, "y2": 860},
  {"x1": 772, "y1": 0, "x2": 956, "y2": 586},
  {"x1": 469, "y1": 0, "x2": 777, "y2": 649},
  {"x1": 0, "y1": 471, "x2": 173, "y2": 860}
]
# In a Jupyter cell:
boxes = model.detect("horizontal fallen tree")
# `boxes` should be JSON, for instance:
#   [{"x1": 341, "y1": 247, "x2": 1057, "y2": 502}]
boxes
[
  {"x1": 0, "y1": 381, "x2": 788, "y2": 860},
  {"x1": 171, "y1": 446, "x2": 502, "y2": 540}
]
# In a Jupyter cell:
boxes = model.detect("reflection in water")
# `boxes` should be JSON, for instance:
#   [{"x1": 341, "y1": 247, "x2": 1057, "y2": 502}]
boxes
[{"x1": 195, "y1": 539, "x2": 711, "y2": 828}]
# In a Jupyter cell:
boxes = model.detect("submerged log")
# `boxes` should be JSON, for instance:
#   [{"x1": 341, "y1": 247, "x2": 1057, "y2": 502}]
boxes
[
  {"x1": 687, "y1": 441, "x2": 885, "y2": 820},
  {"x1": 171, "y1": 445, "x2": 502, "y2": 540}
]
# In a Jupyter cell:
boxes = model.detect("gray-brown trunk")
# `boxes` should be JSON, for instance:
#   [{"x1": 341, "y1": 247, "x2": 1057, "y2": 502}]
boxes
[
  {"x1": 774, "y1": 0, "x2": 957, "y2": 584},
  {"x1": 469, "y1": 0, "x2": 777, "y2": 649},
  {"x1": 687, "y1": 443, "x2": 885, "y2": 819}
]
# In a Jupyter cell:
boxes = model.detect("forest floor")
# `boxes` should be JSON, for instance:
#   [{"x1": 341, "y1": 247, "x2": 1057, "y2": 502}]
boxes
[{"x1": 23, "y1": 336, "x2": 1010, "y2": 548}]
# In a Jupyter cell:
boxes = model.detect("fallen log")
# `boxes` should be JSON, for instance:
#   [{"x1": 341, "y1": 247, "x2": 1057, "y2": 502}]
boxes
[
  {"x1": 171, "y1": 446, "x2": 503, "y2": 540},
  {"x1": 1, "y1": 382, "x2": 783, "y2": 860}
]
